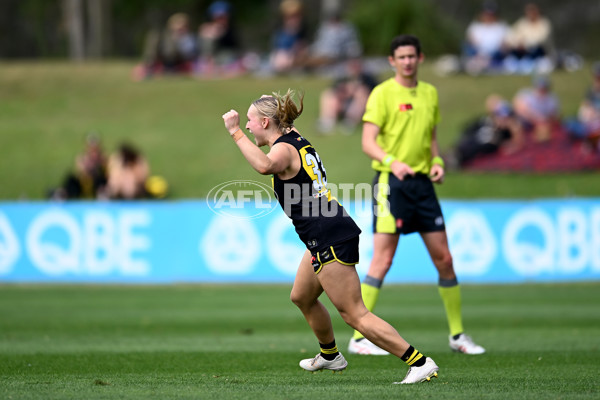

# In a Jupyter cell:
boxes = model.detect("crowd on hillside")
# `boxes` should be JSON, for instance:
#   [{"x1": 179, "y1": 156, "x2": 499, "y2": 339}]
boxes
[
  {"x1": 133, "y1": 0, "x2": 587, "y2": 82},
  {"x1": 435, "y1": 1, "x2": 583, "y2": 77},
  {"x1": 434, "y1": 1, "x2": 600, "y2": 168},
  {"x1": 132, "y1": 0, "x2": 365, "y2": 81},
  {"x1": 131, "y1": 0, "x2": 382, "y2": 136},
  {"x1": 50, "y1": 0, "x2": 597, "y2": 201},
  {"x1": 129, "y1": 0, "x2": 597, "y2": 169},
  {"x1": 447, "y1": 63, "x2": 600, "y2": 171},
  {"x1": 48, "y1": 134, "x2": 168, "y2": 201},
  {"x1": 462, "y1": 1, "x2": 554, "y2": 76}
]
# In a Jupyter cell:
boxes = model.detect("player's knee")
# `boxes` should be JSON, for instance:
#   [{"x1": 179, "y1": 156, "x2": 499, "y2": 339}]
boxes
[
  {"x1": 370, "y1": 255, "x2": 393, "y2": 275},
  {"x1": 290, "y1": 292, "x2": 302, "y2": 307},
  {"x1": 434, "y1": 252, "x2": 454, "y2": 274},
  {"x1": 338, "y1": 308, "x2": 367, "y2": 330},
  {"x1": 290, "y1": 290, "x2": 311, "y2": 310},
  {"x1": 338, "y1": 310, "x2": 356, "y2": 327},
  {"x1": 289, "y1": 291, "x2": 302, "y2": 307},
  {"x1": 442, "y1": 252, "x2": 453, "y2": 268}
]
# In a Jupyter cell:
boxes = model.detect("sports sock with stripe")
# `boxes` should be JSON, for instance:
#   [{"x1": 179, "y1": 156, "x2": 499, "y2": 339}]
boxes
[
  {"x1": 401, "y1": 345, "x2": 426, "y2": 367},
  {"x1": 319, "y1": 340, "x2": 339, "y2": 360}
]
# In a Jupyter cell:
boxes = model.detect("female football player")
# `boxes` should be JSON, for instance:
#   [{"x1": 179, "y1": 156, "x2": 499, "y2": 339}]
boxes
[{"x1": 221, "y1": 89, "x2": 438, "y2": 384}]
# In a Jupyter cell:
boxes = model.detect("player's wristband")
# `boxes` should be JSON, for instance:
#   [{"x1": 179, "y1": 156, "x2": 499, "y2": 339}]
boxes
[
  {"x1": 230, "y1": 128, "x2": 245, "y2": 142},
  {"x1": 432, "y1": 156, "x2": 445, "y2": 168},
  {"x1": 381, "y1": 154, "x2": 396, "y2": 167}
]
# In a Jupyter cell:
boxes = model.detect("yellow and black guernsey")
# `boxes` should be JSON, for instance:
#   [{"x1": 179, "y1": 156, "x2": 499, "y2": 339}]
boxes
[{"x1": 272, "y1": 130, "x2": 361, "y2": 252}]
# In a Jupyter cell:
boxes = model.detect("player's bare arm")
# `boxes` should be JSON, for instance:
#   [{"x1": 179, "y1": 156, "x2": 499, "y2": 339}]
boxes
[
  {"x1": 222, "y1": 109, "x2": 294, "y2": 176},
  {"x1": 362, "y1": 121, "x2": 415, "y2": 180}
]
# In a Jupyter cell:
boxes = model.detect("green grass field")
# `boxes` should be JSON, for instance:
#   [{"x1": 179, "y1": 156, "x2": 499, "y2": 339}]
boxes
[
  {"x1": 1, "y1": 283, "x2": 598, "y2": 399},
  {"x1": 1, "y1": 61, "x2": 599, "y2": 200}
]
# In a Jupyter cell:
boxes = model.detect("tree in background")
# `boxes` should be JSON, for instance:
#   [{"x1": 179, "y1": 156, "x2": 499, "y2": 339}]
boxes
[
  {"x1": 349, "y1": 0, "x2": 461, "y2": 57},
  {"x1": 0, "y1": 0, "x2": 598, "y2": 60},
  {"x1": 62, "y1": 0, "x2": 112, "y2": 61}
]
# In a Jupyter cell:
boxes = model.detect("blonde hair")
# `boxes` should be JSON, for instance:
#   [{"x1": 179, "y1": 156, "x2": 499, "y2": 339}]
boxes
[{"x1": 252, "y1": 89, "x2": 304, "y2": 133}]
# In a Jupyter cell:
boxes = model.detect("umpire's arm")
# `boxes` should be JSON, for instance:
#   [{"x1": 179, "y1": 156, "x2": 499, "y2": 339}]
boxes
[
  {"x1": 362, "y1": 122, "x2": 415, "y2": 180},
  {"x1": 429, "y1": 126, "x2": 445, "y2": 184}
]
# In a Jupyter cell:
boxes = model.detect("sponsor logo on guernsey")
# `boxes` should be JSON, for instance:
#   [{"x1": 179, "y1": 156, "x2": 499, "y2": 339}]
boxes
[{"x1": 399, "y1": 103, "x2": 413, "y2": 111}]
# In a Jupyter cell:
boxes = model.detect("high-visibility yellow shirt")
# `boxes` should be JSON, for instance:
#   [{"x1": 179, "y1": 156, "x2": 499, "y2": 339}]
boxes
[{"x1": 363, "y1": 78, "x2": 440, "y2": 174}]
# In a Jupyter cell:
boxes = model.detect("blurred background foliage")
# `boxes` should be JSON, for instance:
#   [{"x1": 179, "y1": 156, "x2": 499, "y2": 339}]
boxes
[
  {"x1": 349, "y1": 0, "x2": 463, "y2": 57},
  {"x1": 1, "y1": 0, "x2": 599, "y2": 59}
]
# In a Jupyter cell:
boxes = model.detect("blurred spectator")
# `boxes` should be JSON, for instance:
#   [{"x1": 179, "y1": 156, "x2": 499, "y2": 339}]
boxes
[
  {"x1": 301, "y1": 9, "x2": 362, "y2": 73},
  {"x1": 133, "y1": 13, "x2": 198, "y2": 81},
  {"x1": 49, "y1": 133, "x2": 108, "y2": 200},
  {"x1": 463, "y1": 1, "x2": 509, "y2": 75},
  {"x1": 317, "y1": 57, "x2": 377, "y2": 134},
  {"x1": 107, "y1": 143, "x2": 150, "y2": 200},
  {"x1": 564, "y1": 61, "x2": 600, "y2": 149},
  {"x1": 268, "y1": 0, "x2": 309, "y2": 75},
  {"x1": 196, "y1": 1, "x2": 243, "y2": 77},
  {"x1": 504, "y1": 3, "x2": 554, "y2": 74},
  {"x1": 74, "y1": 133, "x2": 109, "y2": 197},
  {"x1": 450, "y1": 94, "x2": 523, "y2": 167},
  {"x1": 512, "y1": 75, "x2": 560, "y2": 142}
]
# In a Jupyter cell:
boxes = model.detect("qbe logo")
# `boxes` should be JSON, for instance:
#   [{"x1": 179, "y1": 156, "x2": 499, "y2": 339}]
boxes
[{"x1": 206, "y1": 180, "x2": 279, "y2": 219}]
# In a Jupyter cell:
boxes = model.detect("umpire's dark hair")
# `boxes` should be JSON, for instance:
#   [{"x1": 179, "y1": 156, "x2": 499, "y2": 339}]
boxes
[{"x1": 390, "y1": 35, "x2": 421, "y2": 56}]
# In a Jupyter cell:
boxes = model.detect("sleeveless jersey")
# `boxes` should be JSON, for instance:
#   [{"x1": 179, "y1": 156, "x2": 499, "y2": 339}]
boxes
[{"x1": 272, "y1": 130, "x2": 361, "y2": 251}]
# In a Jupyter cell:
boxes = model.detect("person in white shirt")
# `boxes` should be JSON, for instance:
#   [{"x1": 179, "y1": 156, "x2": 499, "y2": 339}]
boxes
[
  {"x1": 463, "y1": 1, "x2": 509, "y2": 75},
  {"x1": 504, "y1": 3, "x2": 554, "y2": 74}
]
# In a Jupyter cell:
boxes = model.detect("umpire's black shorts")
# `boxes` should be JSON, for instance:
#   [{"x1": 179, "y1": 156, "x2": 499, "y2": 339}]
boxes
[{"x1": 372, "y1": 171, "x2": 445, "y2": 235}]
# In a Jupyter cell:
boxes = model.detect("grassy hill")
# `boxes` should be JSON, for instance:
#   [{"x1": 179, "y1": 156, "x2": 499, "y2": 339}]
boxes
[{"x1": 0, "y1": 61, "x2": 598, "y2": 200}]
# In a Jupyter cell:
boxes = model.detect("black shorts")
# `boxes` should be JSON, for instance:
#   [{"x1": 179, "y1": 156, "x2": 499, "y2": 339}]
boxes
[
  {"x1": 310, "y1": 236, "x2": 360, "y2": 274},
  {"x1": 372, "y1": 172, "x2": 445, "y2": 235}
]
